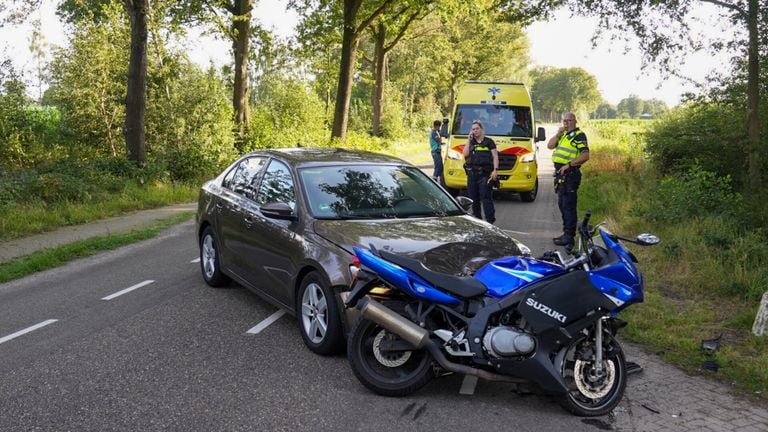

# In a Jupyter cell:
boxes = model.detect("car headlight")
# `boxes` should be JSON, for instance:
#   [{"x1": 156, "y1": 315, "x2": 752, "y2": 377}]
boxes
[
  {"x1": 447, "y1": 149, "x2": 463, "y2": 160},
  {"x1": 521, "y1": 153, "x2": 535, "y2": 163}
]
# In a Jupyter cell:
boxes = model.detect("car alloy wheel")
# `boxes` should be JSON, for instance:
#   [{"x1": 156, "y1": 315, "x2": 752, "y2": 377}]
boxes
[
  {"x1": 296, "y1": 272, "x2": 343, "y2": 355},
  {"x1": 301, "y1": 281, "x2": 328, "y2": 344},
  {"x1": 199, "y1": 226, "x2": 230, "y2": 287}
]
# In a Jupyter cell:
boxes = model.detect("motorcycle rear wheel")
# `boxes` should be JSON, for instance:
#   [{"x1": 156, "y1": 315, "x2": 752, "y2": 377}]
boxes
[
  {"x1": 347, "y1": 317, "x2": 434, "y2": 396},
  {"x1": 559, "y1": 334, "x2": 627, "y2": 417}
]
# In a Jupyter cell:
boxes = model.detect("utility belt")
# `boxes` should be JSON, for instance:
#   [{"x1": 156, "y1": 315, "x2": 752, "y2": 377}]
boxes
[
  {"x1": 553, "y1": 164, "x2": 582, "y2": 194},
  {"x1": 464, "y1": 164, "x2": 493, "y2": 177}
]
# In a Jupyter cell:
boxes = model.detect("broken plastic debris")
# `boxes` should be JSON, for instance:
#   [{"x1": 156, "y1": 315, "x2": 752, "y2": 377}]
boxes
[
  {"x1": 702, "y1": 360, "x2": 720, "y2": 372},
  {"x1": 700, "y1": 334, "x2": 722, "y2": 354}
]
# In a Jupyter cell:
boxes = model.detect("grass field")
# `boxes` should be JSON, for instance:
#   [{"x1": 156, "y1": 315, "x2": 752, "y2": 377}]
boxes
[{"x1": 579, "y1": 119, "x2": 768, "y2": 399}]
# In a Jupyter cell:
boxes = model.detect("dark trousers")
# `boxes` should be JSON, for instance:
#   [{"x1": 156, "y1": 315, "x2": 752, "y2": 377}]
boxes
[
  {"x1": 431, "y1": 151, "x2": 443, "y2": 180},
  {"x1": 556, "y1": 167, "x2": 581, "y2": 236},
  {"x1": 558, "y1": 189, "x2": 578, "y2": 236},
  {"x1": 467, "y1": 171, "x2": 495, "y2": 223}
]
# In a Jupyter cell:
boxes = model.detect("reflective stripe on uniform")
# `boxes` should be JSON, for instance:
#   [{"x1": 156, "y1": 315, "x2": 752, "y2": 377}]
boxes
[{"x1": 552, "y1": 128, "x2": 587, "y2": 165}]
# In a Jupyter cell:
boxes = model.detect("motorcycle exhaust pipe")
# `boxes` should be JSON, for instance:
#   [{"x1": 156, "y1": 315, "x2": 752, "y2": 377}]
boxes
[
  {"x1": 358, "y1": 298, "x2": 430, "y2": 349},
  {"x1": 356, "y1": 297, "x2": 523, "y2": 384}
]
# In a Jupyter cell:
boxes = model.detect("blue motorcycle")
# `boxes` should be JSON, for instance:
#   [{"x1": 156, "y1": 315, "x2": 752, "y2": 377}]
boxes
[{"x1": 342, "y1": 212, "x2": 659, "y2": 416}]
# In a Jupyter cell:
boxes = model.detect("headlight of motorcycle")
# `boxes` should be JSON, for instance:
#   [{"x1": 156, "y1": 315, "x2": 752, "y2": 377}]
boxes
[
  {"x1": 520, "y1": 153, "x2": 535, "y2": 163},
  {"x1": 447, "y1": 149, "x2": 463, "y2": 160}
]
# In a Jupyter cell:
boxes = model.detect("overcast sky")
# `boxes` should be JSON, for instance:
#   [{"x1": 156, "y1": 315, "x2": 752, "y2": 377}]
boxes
[{"x1": 1, "y1": 1, "x2": 736, "y2": 107}]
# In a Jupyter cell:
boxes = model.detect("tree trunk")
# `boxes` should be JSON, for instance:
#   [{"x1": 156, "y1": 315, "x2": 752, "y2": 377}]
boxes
[
  {"x1": 232, "y1": 0, "x2": 252, "y2": 146},
  {"x1": 745, "y1": 0, "x2": 761, "y2": 192},
  {"x1": 371, "y1": 23, "x2": 387, "y2": 136},
  {"x1": 448, "y1": 61, "x2": 459, "y2": 115},
  {"x1": 331, "y1": 8, "x2": 360, "y2": 141},
  {"x1": 124, "y1": 0, "x2": 149, "y2": 165}
]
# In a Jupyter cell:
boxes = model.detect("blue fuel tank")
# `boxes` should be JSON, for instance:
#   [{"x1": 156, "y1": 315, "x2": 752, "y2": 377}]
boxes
[{"x1": 474, "y1": 256, "x2": 565, "y2": 298}]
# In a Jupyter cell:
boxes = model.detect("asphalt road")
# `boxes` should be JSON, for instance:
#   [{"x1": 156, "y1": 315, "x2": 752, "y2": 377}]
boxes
[{"x1": 2, "y1": 135, "x2": 766, "y2": 431}]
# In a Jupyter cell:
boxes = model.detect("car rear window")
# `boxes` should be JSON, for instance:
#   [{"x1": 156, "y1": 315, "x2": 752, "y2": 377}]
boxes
[{"x1": 298, "y1": 165, "x2": 463, "y2": 219}]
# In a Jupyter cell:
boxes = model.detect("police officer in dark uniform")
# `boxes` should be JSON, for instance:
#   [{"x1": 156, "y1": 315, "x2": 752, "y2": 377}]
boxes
[
  {"x1": 462, "y1": 120, "x2": 499, "y2": 224},
  {"x1": 547, "y1": 112, "x2": 590, "y2": 248}
]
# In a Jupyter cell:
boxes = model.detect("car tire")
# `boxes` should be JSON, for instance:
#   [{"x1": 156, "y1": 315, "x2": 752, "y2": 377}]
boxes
[
  {"x1": 200, "y1": 226, "x2": 231, "y2": 287},
  {"x1": 296, "y1": 271, "x2": 344, "y2": 355},
  {"x1": 520, "y1": 177, "x2": 539, "y2": 202}
]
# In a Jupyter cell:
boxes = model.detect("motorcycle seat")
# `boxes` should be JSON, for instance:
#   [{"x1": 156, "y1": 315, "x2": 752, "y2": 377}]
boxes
[{"x1": 379, "y1": 250, "x2": 488, "y2": 298}]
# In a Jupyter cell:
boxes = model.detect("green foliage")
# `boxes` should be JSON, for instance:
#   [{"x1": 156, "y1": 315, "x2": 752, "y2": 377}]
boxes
[
  {"x1": 245, "y1": 75, "x2": 329, "y2": 150},
  {"x1": 576, "y1": 118, "x2": 768, "y2": 396},
  {"x1": 46, "y1": 2, "x2": 129, "y2": 158},
  {"x1": 632, "y1": 166, "x2": 743, "y2": 223},
  {"x1": 645, "y1": 103, "x2": 747, "y2": 188},
  {"x1": 0, "y1": 157, "x2": 169, "y2": 207},
  {"x1": 145, "y1": 64, "x2": 236, "y2": 181},
  {"x1": 530, "y1": 66, "x2": 602, "y2": 122}
]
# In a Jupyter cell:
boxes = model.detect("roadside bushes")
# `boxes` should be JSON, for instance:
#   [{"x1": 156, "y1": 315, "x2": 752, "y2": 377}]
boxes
[
  {"x1": 0, "y1": 157, "x2": 168, "y2": 206},
  {"x1": 644, "y1": 104, "x2": 747, "y2": 189},
  {"x1": 632, "y1": 166, "x2": 743, "y2": 223}
]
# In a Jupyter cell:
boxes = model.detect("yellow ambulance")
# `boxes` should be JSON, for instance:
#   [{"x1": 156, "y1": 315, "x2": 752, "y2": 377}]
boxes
[{"x1": 440, "y1": 81, "x2": 546, "y2": 202}]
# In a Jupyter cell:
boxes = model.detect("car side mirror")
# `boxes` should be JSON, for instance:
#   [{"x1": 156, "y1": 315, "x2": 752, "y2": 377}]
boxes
[
  {"x1": 535, "y1": 126, "x2": 546, "y2": 142},
  {"x1": 261, "y1": 202, "x2": 296, "y2": 220},
  {"x1": 455, "y1": 195, "x2": 473, "y2": 212},
  {"x1": 440, "y1": 117, "x2": 450, "y2": 138}
]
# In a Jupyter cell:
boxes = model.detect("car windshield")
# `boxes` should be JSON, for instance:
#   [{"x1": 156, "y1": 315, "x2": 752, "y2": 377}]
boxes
[
  {"x1": 451, "y1": 104, "x2": 532, "y2": 138},
  {"x1": 298, "y1": 164, "x2": 464, "y2": 219}
]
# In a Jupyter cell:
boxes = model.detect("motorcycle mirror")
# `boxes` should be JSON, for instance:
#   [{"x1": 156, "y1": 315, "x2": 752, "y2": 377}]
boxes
[{"x1": 635, "y1": 233, "x2": 660, "y2": 246}]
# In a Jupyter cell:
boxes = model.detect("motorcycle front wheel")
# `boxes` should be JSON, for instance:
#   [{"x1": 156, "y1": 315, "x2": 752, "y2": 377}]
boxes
[
  {"x1": 347, "y1": 317, "x2": 434, "y2": 396},
  {"x1": 559, "y1": 333, "x2": 627, "y2": 416}
]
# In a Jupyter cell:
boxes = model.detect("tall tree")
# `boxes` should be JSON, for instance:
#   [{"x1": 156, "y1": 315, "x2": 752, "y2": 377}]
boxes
[
  {"x1": 440, "y1": 3, "x2": 530, "y2": 114},
  {"x1": 617, "y1": 94, "x2": 644, "y2": 119},
  {"x1": 293, "y1": 0, "x2": 399, "y2": 142},
  {"x1": 124, "y1": 0, "x2": 149, "y2": 164},
  {"x1": 530, "y1": 66, "x2": 601, "y2": 122},
  {"x1": 368, "y1": 7, "x2": 424, "y2": 136},
  {"x1": 171, "y1": 0, "x2": 255, "y2": 145}
]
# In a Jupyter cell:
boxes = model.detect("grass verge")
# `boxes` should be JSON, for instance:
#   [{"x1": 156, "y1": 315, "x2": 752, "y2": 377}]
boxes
[
  {"x1": 579, "y1": 120, "x2": 768, "y2": 400},
  {"x1": 0, "y1": 182, "x2": 199, "y2": 241},
  {"x1": 0, "y1": 212, "x2": 194, "y2": 283}
]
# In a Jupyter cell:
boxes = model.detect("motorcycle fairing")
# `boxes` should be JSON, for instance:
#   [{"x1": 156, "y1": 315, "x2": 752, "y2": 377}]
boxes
[
  {"x1": 474, "y1": 256, "x2": 565, "y2": 298},
  {"x1": 591, "y1": 228, "x2": 642, "y2": 290},
  {"x1": 517, "y1": 271, "x2": 617, "y2": 333},
  {"x1": 588, "y1": 273, "x2": 643, "y2": 312}
]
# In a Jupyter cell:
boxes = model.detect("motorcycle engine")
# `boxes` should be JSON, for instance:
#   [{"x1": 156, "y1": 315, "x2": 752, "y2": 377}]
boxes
[{"x1": 483, "y1": 326, "x2": 536, "y2": 358}]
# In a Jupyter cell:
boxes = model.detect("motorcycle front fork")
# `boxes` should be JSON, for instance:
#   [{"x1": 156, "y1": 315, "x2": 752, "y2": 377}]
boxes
[{"x1": 594, "y1": 318, "x2": 604, "y2": 375}]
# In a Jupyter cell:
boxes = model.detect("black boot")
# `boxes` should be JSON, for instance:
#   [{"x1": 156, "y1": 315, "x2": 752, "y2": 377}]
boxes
[{"x1": 553, "y1": 233, "x2": 574, "y2": 247}]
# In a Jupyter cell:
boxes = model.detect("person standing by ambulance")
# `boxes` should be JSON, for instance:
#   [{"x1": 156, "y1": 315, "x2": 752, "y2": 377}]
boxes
[
  {"x1": 462, "y1": 120, "x2": 499, "y2": 224},
  {"x1": 430, "y1": 120, "x2": 444, "y2": 182},
  {"x1": 547, "y1": 112, "x2": 590, "y2": 248}
]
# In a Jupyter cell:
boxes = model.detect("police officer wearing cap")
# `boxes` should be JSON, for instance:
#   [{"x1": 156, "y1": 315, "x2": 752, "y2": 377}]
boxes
[
  {"x1": 462, "y1": 120, "x2": 499, "y2": 224},
  {"x1": 547, "y1": 112, "x2": 590, "y2": 248}
]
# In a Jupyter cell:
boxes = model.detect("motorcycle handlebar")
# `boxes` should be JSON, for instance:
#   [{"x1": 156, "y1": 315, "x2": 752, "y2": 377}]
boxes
[{"x1": 580, "y1": 211, "x2": 592, "y2": 232}]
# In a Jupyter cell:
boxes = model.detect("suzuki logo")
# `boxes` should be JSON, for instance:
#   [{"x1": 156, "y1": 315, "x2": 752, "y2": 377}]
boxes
[{"x1": 525, "y1": 298, "x2": 567, "y2": 323}]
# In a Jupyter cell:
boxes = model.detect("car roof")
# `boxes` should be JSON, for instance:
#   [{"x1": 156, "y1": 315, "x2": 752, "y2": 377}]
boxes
[{"x1": 244, "y1": 147, "x2": 409, "y2": 167}]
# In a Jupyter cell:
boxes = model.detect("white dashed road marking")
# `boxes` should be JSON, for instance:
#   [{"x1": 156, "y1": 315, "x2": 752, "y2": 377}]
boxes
[
  {"x1": 101, "y1": 280, "x2": 155, "y2": 300},
  {"x1": 459, "y1": 374, "x2": 478, "y2": 395},
  {"x1": 0, "y1": 319, "x2": 58, "y2": 345},
  {"x1": 246, "y1": 310, "x2": 287, "y2": 334},
  {"x1": 190, "y1": 258, "x2": 200, "y2": 263}
]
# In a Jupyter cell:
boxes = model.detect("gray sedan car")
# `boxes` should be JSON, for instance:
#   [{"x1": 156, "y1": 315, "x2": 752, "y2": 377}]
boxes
[{"x1": 195, "y1": 148, "x2": 527, "y2": 355}]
